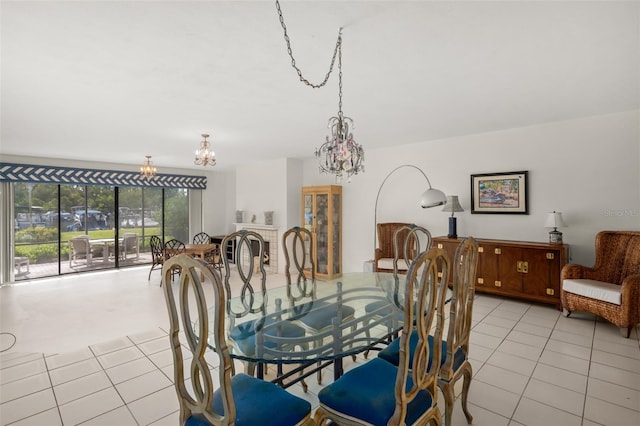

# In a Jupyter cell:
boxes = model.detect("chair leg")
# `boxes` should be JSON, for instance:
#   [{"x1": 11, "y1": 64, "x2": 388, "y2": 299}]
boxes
[
  {"x1": 620, "y1": 327, "x2": 631, "y2": 338},
  {"x1": 563, "y1": 308, "x2": 571, "y2": 317},
  {"x1": 440, "y1": 380, "x2": 455, "y2": 426},
  {"x1": 460, "y1": 367, "x2": 474, "y2": 425}
]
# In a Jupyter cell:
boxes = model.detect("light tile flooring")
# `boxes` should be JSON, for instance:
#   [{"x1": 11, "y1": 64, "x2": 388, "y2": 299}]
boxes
[{"x1": 1, "y1": 266, "x2": 639, "y2": 425}]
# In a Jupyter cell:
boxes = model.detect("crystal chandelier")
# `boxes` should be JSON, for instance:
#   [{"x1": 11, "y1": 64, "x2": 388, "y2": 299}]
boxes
[
  {"x1": 194, "y1": 133, "x2": 216, "y2": 166},
  {"x1": 315, "y1": 33, "x2": 364, "y2": 183},
  {"x1": 140, "y1": 155, "x2": 157, "y2": 179},
  {"x1": 275, "y1": 1, "x2": 364, "y2": 182}
]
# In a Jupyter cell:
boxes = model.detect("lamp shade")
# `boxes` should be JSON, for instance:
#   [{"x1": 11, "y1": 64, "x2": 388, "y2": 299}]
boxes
[
  {"x1": 544, "y1": 211, "x2": 567, "y2": 228},
  {"x1": 442, "y1": 195, "x2": 464, "y2": 213},
  {"x1": 420, "y1": 188, "x2": 447, "y2": 208}
]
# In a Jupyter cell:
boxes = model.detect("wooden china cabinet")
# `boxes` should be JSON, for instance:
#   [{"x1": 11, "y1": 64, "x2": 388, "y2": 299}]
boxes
[
  {"x1": 433, "y1": 236, "x2": 568, "y2": 309},
  {"x1": 301, "y1": 185, "x2": 342, "y2": 279}
]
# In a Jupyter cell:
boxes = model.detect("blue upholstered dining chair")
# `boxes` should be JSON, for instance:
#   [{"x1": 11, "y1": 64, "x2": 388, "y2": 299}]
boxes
[
  {"x1": 378, "y1": 237, "x2": 479, "y2": 426},
  {"x1": 282, "y1": 226, "x2": 356, "y2": 383},
  {"x1": 314, "y1": 248, "x2": 450, "y2": 426},
  {"x1": 363, "y1": 224, "x2": 432, "y2": 357},
  {"x1": 161, "y1": 254, "x2": 314, "y2": 426},
  {"x1": 221, "y1": 230, "x2": 306, "y2": 378},
  {"x1": 282, "y1": 226, "x2": 356, "y2": 337}
]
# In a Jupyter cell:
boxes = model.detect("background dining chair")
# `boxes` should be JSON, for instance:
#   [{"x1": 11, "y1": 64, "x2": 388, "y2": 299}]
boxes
[
  {"x1": 314, "y1": 248, "x2": 450, "y2": 426},
  {"x1": 148, "y1": 235, "x2": 164, "y2": 281},
  {"x1": 561, "y1": 230, "x2": 640, "y2": 337},
  {"x1": 363, "y1": 224, "x2": 432, "y2": 356},
  {"x1": 392, "y1": 224, "x2": 432, "y2": 273},
  {"x1": 221, "y1": 230, "x2": 306, "y2": 378},
  {"x1": 192, "y1": 231, "x2": 211, "y2": 245},
  {"x1": 161, "y1": 254, "x2": 314, "y2": 426},
  {"x1": 283, "y1": 226, "x2": 355, "y2": 340},
  {"x1": 282, "y1": 226, "x2": 355, "y2": 383},
  {"x1": 164, "y1": 238, "x2": 186, "y2": 285},
  {"x1": 193, "y1": 231, "x2": 222, "y2": 270},
  {"x1": 377, "y1": 237, "x2": 479, "y2": 426}
]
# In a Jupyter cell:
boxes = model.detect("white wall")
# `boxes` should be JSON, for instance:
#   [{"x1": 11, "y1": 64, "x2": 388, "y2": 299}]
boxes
[
  {"x1": 299, "y1": 110, "x2": 640, "y2": 272},
  {"x1": 285, "y1": 158, "x2": 304, "y2": 231},
  {"x1": 200, "y1": 169, "x2": 236, "y2": 236},
  {"x1": 7, "y1": 110, "x2": 637, "y2": 278}
]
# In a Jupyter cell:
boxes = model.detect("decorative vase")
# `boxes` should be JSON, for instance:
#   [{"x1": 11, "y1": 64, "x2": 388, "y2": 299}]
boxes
[
  {"x1": 235, "y1": 210, "x2": 244, "y2": 223},
  {"x1": 264, "y1": 211, "x2": 274, "y2": 225}
]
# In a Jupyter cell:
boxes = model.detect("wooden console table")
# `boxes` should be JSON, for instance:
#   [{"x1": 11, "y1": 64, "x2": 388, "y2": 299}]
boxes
[{"x1": 433, "y1": 236, "x2": 568, "y2": 309}]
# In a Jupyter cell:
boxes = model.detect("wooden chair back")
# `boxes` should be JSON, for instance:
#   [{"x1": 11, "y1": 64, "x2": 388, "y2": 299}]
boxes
[
  {"x1": 162, "y1": 254, "x2": 235, "y2": 425},
  {"x1": 221, "y1": 230, "x2": 268, "y2": 323},
  {"x1": 392, "y1": 224, "x2": 432, "y2": 274},
  {"x1": 391, "y1": 248, "x2": 449, "y2": 424},
  {"x1": 441, "y1": 237, "x2": 478, "y2": 380},
  {"x1": 282, "y1": 226, "x2": 315, "y2": 301}
]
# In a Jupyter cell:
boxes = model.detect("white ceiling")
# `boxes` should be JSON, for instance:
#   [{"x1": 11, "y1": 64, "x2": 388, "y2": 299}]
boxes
[{"x1": 1, "y1": 1, "x2": 638, "y2": 172}]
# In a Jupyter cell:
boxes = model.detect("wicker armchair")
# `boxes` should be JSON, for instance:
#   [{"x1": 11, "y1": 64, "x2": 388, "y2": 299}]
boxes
[
  {"x1": 561, "y1": 231, "x2": 640, "y2": 338},
  {"x1": 374, "y1": 222, "x2": 411, "y2": 273}
]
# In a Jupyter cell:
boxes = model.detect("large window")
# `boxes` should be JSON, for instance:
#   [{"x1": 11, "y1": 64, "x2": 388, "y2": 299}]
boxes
[{"x1": 12, "y1": 184, "x2": 190, "y2": 281}]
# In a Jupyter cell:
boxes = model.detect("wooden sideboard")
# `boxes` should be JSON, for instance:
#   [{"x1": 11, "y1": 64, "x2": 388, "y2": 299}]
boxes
[{"x1": 432, "y1": 236, "x2": 568, "y2": 309}]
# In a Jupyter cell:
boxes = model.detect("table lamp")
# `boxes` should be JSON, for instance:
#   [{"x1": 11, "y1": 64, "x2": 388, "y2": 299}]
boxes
[
  {"x1": 442, "y1": 195, "x2": 464, "y2": 239},
  {"x1": 544, "y1": 211, "x2": 567, "y2": 244}
]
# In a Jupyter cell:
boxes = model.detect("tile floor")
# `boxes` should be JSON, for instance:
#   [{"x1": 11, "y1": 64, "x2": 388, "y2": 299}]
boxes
[{"x1": 1, "y1": 266, "x2": 639, "y2": 425}]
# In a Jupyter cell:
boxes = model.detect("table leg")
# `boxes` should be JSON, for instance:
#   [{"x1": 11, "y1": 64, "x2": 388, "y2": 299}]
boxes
[
  {"x1": 257, "y1": 362, "x2": 265, "y2": 380},
  {"x1": 333, "y1": 358, "x2": 344, "y2": 381}
]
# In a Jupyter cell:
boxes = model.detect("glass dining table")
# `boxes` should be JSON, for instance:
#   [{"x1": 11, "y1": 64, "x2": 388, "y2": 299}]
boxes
[{"x1": 201, "y1": 272, "x2": 450, "y2": 388}]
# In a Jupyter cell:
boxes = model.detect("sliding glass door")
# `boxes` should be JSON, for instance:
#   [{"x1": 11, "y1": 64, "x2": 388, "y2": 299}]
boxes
[{"x1": 12, "y1": 184, "x2": 189, "y2": 281}]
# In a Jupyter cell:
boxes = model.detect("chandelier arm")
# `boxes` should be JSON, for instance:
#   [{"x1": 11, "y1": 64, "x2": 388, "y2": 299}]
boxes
[{"x1": 275, "y1": 0, "x2": 342, "y2": 89}]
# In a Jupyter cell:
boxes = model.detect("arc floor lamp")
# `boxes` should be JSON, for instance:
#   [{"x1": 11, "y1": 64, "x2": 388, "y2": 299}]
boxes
[{"x1": 373, "y1": 164, "x2": 447, "y2": 254}]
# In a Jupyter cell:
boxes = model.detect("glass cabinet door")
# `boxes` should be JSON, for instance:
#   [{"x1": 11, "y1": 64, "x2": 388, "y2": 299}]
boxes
[
  {"x1": 303, "y1": 194, "x2": 314, "y2": 275},
  {"x1": 316, "y1": 194, "x2": 329, "y2": 275},
  {"x1": 332, "y1": 193, "x2": 341, "y2": 275}
]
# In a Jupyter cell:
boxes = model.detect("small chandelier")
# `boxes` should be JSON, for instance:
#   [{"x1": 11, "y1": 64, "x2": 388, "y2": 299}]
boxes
[
  {"x1": 315, "y1": 32, "x2": 364, "y2": 183},
  {"x1": 140, "y1": 155, "x2": 157, "y2": 179},
  {"x1": 194, "y1": 133, "x2": 216, "y2": 166}
]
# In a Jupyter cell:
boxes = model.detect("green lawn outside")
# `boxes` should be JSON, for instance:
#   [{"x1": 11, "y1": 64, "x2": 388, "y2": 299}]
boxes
[{"x1": 15, "y1": 227, "x2": 163, "y2": 263}]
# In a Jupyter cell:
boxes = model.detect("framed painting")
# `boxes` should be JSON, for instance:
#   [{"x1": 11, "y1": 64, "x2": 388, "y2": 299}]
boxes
[{"x1": 471, "y1": 171, "x2": 528, "y2": 214}]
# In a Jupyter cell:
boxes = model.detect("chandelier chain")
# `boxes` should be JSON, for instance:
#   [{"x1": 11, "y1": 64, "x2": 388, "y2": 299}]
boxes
[
  {"x1": 276, "y1": 0, "x2": 342, "y2": 89},
  {"x1": 338, "y1": 36, "x2": 343, "y2": 116}
]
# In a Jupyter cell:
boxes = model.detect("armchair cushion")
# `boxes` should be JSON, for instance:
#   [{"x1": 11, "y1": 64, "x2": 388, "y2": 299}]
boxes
[
  {"x1": 377, "y1": 258, "x2": 409, "y2": 271},
  {"x1": 563, "y1": 279, "x2": 621, "y2": 305}
]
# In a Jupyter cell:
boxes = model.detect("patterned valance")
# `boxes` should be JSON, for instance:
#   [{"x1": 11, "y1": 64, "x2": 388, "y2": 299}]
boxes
[{"x1": 0, "y1": 163, "x2": 206, "y2": 189}]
